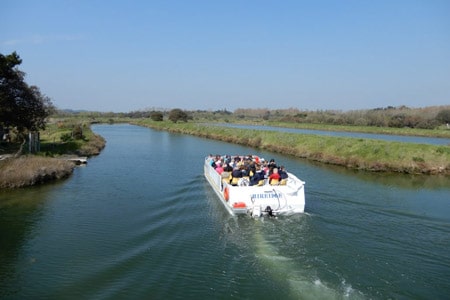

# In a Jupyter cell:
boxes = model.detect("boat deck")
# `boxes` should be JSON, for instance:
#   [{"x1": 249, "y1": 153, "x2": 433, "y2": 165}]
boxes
[{"x1": 204, "y1": 155, "x2": 305, "y2": 217}]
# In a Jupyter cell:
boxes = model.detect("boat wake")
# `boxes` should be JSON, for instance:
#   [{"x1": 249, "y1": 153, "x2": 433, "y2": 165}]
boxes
[{"x1": 225, "y1": 217, "x2": 366, "y2": 300}]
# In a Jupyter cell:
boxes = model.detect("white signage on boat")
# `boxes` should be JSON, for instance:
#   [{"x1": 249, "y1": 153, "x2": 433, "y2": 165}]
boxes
[{"x1": 251, "y1": 192, "x2": 283, "y2": 199}]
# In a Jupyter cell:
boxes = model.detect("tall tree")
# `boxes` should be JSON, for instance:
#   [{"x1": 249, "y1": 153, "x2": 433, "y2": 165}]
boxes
[{"x1": 0, "y1": 52, "x2": 54, "y2": 132}]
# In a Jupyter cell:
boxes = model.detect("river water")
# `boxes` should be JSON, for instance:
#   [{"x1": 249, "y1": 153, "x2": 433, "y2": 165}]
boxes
[{"x1": 1, "y1": 124, "x2": 449, "y2": 299}]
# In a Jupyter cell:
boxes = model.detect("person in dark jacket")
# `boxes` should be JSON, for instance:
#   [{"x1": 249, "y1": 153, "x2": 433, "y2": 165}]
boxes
[
  {"x1": 250, "y1": 164, "x2": 265, "y2": 186},
  {"x1": 278, "y1": 166, "x2": 289, "y2": 179},
  {"x1": 230, "y1": 166, "x2": 243, "y2": 186}
]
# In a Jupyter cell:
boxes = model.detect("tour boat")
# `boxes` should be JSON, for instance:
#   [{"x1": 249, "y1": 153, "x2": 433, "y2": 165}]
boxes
[{"x1": 204, "y1": 156, "x2": 306, "y2": 217}]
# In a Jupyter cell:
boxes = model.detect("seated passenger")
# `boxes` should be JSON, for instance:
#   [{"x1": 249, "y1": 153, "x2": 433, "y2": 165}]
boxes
[
  {"x1": 221, "y1": 163, "x2": 232, "y2": 180},
  {"x1": 269, "y1": 158, "x2": 277, "y2": 169},
  {"x1": 278, "y1": 166, "x2": 288, "y2": 179},
  {"x1": 231, "y1": 166, "x2": 243, "y2": 186},
  {"x1": 223, "y1": 163, "x2": 233, "y2": 172},
  {"x1": 215, "y1": 163, "x2": 224, "y2": 175},
  {"x1": 262, "y1": 160, "x2": 269, "y2": 175},
  {"x1": 250, "y1": 165, "x2": 265, "y2": 186},
  {"x1": 232, "y1": 166, "x2": 243, "y2": 178},
  {"x1": 269, "y1": 168, "x2": 281, "y2": 185},
  {"x1": 241, "y1": 164, "x2": 251, "y2": 177}
]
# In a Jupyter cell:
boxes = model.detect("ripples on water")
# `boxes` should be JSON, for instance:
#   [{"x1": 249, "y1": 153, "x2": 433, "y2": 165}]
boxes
[{"x1": 1, "y1": 124, "x2": 449, "y2": 299}]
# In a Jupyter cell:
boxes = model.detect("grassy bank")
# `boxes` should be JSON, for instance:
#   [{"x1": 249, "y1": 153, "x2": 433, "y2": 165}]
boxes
[
  {"x1": 265, "y1": 121, "x2": 450, "y2": 139},
  {"x1": 133, "y1": 120, "x2": 450, "y2": 175},
  {"x1": 37, "y1": 121, "x2": 106, "y2": 156},
  {"x1": 0, "y1": 156, "x2": 75, "y2": 189},
  {"x1": 0, "y1": 124, "x2": 106, "y2": 189}
]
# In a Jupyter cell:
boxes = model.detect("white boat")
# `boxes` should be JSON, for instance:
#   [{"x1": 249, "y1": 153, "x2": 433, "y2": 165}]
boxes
[{"x1": 204, "y1": 156, "x2": 306, "y2": 217}]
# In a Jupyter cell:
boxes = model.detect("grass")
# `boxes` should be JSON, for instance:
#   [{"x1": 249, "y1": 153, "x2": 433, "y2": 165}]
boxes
[
  {"x1": 0, "y1": 122, "x2": 106, "y2": 189},
  {"x1": 2, "y1": 116, "x2": 447, "y2": 189},
  {"x1": 39, "y1": 122, "x2": 106, "y2": 156},
  {"x1": 260, "y1": 121, "x2": 450, "y2": 138},
  {"x1": 133, "y1": 119, "x2": 450, "y2": 175},
  {"x1": 0, "y1": 155, "x2": 75, "y2": 188}
]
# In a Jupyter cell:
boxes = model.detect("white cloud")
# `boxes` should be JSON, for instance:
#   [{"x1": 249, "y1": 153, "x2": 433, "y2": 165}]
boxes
[{"x1": 2, "y1": 34, "x2": 84, "y2": 46}]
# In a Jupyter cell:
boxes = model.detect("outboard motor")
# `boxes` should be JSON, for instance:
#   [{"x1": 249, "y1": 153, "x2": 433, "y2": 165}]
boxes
[
  {"x1": 252, "y1": 205, "x2": 262, "y2": 218},
  {"x1": 265, "y1": 206, "x2": 274, "y2": 217}
]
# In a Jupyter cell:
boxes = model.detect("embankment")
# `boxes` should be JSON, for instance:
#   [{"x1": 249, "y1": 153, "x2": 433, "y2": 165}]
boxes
[
  {"x1": 0, "y1": 128, "x2": 106, "y2": 189},
  {"x1": 0, "y1": 156, "x2": 76, "y2": 188},
  {"x1": 134, "y1": 120, "x2": 450, "y2": 175}
]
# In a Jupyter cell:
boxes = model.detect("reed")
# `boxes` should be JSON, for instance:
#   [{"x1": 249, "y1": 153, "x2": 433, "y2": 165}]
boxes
[
  {"x1": 134, "y1": 120, "x2": 450, "y2": 174},
  {"x1": 0, "y1": 156, "x2": 75, "y2": 188},
  {"x1": 266, "y1": 121, "x2": 450, "y2": 138},
  {"x1": 0, "y1": 124, "x2": 106, "y2": 189}
]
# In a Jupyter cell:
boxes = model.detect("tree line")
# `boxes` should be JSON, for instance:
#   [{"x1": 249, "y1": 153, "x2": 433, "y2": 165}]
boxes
[
  {"x1": 122, "y1": 106, "x2": 450, "y2": 129},
  {"x1": 276, "y1": 106, "x2": 450, "y2": 129},
  {"x1": 3, "y1": 50, "x2": 448, "y2": 137}
]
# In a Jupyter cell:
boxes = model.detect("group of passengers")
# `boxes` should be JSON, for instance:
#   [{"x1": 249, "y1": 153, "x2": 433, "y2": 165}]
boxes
[{"x1": 207, "y1": 154, "x2": 288, "y2": 186}]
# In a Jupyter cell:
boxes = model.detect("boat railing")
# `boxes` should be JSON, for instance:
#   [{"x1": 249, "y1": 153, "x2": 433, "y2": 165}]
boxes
[
  {"x1": 205, "y1": 157, "x2": 305, "y2": 190},
  {"x1": 205, "y1": 160, "x2": 222, "y2": 188}
]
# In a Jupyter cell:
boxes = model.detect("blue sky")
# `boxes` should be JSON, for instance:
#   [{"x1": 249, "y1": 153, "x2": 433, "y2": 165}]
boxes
[{"x1": 1, "y1": 0, "x2": 449, "y2": 112}]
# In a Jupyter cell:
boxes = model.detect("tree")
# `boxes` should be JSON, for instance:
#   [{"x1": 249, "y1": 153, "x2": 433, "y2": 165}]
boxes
[
  {"x1": 1, "y1": 52, "x2": 54, "y2": 132},
  {"x1": 436, "y1": 109, "x2": 450, "y2": 124},
  {"x1": 150, "y1": 111, "x2": 164, "y2": 121},
  {"x1": 168, "y1": 108, "x2": 188, "y2": 123}
]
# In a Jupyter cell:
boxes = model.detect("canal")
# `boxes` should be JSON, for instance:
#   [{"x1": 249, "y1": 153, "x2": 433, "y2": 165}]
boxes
[{"x1": 0, "y1": 124, "x2": 449, "y2": 299}]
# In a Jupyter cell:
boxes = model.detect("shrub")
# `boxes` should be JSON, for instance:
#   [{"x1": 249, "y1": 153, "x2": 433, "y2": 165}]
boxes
[
  {"x1": 436, "y1": 109, "x2": 450, "y2": 124},
  {"x1": 150, "y1": 111, "x2": 164, "y2": 121},
  {"x1": 168, "y1": 109, "x2": 188, "y2": 123},
  {"x1": 60, "y1": 133, "x2": 72, "y2": 142},
  {"x1": 72, "y1": 124, "x2": 83, "y2": 139}
]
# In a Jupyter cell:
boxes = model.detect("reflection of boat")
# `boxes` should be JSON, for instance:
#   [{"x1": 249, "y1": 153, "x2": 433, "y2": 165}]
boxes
[{"x1": 204, "y1": 156, "x2": 306, "y2": 217}]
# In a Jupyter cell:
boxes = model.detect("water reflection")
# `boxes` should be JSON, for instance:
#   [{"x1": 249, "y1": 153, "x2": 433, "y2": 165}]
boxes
[
  {"x1": 305, "y1": 160, "x2": 450, "y2": 190},
  {"x1": 0, "y1": 182, "x2": 62, "y2": 296},
  {"x1": 1, "y1": 124, "x2": 449, "y2": 299}
]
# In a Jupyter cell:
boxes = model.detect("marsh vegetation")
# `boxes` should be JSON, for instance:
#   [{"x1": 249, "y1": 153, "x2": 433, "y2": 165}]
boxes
[{"x1": 132, "y1": 118, "x2": 450, "y2": 175}]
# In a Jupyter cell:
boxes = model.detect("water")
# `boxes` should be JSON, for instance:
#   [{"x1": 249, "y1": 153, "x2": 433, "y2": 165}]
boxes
[
  {"x1": 1, "y1": 124, "x2": 449, "y2": 299},
  {"x1": 210, "y1": 123, "x2": 450, "y2": 145}
]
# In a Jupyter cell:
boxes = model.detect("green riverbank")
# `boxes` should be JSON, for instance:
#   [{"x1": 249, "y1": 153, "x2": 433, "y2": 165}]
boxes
[
  {"x1": 133, "y1": 120, "x2": 450, "y2": 175},
  {"x1": 0, "y1": 125, "x2": 105, "y2": 189},
  {"x1": 263, "y1": 121, "x2": 450, "y2": 138}
]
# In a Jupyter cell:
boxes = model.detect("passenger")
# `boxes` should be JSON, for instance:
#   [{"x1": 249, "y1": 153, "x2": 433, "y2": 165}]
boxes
[
  {"x1": 248, "y1": 160, "x2": 256, "y2": 177},
  {"x1": 279, "y1": 166, "x2": 289, "y2": 179},
  {"x1": 215, "y1": 162, "x2": 224, "y2": 175},
  {"x1": 207, "y1": 154, "x2": 215, "y2": 166},
  {"x1": 230, "y1": 166, "x2": 243, "y2": 186},
  {"x1": 269, "y1": 168, "x2": 281, "y2": 185},
  {"x1": 221, "y1": 162, "x2": 232, "y2": 179},
  {"x1": 266, "y1": 159, "x2": 275, "y2": 175},
  {"x1": 210, "y1": 157, "x2": 218, "y2": 168},
  {"x1": 223, "y1": 163, "x2": 233, "y2": 172},
  {"x1": 250, "y1": 164, "x2": 265, "y2": 186},
  {"x1": 269, "y1": 158, "x2": 277, "y2": 168},
  {"x1": 262, "y1": 160, "x2": 269, "y2": 175},
  {"x1": 241, "y1": 163, "x2": 251, "y2": 177}
]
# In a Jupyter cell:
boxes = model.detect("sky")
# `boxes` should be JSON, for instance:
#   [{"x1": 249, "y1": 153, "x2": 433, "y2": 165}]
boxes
[{"x1": 1, "y1": 0, "x2": 449, "y2": 112}]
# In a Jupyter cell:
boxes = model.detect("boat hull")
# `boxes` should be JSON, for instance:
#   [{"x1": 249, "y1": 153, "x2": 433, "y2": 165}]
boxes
[{"x1": 204, "y1": 158, "x2": 305, "y2": 217}]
